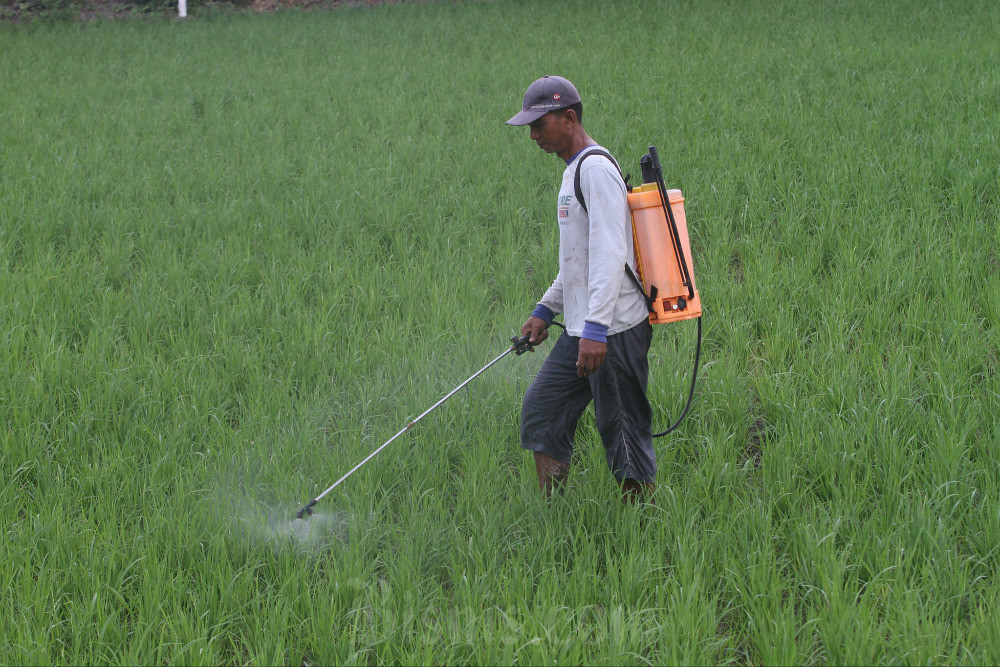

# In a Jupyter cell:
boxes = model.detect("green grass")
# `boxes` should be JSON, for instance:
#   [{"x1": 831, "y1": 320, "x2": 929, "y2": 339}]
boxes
[{"x1": 2, "y1": 0, "x2": 999, "y2": 663}]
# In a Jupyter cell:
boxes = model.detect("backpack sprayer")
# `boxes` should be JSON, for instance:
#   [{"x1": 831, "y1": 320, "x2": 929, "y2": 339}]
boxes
[
  {"x1": 629, "y1": 146, "x2": 703, "y2": 436},
  {"x1": 295, "y1": 145, "x2": 701, "y2": 519}
]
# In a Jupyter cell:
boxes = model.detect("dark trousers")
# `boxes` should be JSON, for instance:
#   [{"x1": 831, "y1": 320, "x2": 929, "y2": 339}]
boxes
[{"x1": 520, "y1": 320, "x2": 655, "y2": 483}]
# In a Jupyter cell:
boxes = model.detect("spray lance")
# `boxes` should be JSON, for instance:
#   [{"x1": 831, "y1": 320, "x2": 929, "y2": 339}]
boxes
[{"x1": 295, "y1": 325, "x2": 564, "y2": 519}]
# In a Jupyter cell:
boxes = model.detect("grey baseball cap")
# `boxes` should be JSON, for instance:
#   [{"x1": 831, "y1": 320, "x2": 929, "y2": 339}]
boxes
[{"x1": 506, "y1": 75, "x2": 582, "y2": 126}]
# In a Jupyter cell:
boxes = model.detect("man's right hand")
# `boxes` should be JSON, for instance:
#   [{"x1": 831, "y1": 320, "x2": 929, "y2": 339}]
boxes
[{"x1": 520, "y1": 316, "x2": 550, "y2": 351}]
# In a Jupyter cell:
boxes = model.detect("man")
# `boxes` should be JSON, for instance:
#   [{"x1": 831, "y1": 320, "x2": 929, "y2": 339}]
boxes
[{"x1": 506, "y1": 75, "x2": 655, "y2": 501}]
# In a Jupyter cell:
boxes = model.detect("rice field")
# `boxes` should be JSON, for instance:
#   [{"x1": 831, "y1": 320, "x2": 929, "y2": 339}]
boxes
[{"x1": 2, "y1": 0, "x2": 999, "y2": 663}]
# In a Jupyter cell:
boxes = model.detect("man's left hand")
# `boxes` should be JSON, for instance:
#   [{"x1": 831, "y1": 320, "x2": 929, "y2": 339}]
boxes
[{"x1": 577, "y1": 338, "x2": 607, "y2": 377}]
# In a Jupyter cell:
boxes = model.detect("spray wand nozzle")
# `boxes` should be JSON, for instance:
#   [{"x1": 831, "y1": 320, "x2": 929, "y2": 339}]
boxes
[{"x1": 295, "y1": 499, "x2": 317, "y2": 520}]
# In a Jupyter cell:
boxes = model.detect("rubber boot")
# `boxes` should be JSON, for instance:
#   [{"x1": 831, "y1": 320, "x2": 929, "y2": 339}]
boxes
[
  {"x1": 621, "y1": 478, "x2": 655, "y2": 505},
  {"x1": 533, "y1": 452, "x2": 569, "y2": 497}
]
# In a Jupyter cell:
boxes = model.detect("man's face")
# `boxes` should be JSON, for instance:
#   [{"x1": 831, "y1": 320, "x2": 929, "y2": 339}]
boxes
[{"x1": 528, "y1": 110, "x2": 572, "y2": 155}]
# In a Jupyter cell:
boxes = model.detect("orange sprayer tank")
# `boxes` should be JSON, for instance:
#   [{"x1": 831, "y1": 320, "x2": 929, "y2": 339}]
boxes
[{"x1": 628, "y1": 183, "x2": 701, "y2": 324}]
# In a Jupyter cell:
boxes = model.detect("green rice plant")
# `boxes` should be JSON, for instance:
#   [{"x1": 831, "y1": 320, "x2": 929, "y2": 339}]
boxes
[{"x1": 2, "y1": 0, "x2": 999, "y2": 663}]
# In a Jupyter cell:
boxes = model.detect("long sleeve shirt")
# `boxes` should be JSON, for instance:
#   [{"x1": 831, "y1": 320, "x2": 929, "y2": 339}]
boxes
[{"x1": 536, "y1": 146, "x2": 649, "y2": 341}]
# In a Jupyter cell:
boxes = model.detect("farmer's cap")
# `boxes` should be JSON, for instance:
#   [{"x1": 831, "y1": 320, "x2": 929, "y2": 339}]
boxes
[{"x1": 506, "y1": 75, "x2": 581, "y2": 126}]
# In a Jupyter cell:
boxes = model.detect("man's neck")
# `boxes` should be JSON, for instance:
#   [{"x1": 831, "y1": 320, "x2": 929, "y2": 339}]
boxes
[{"x1": 557, "y1": 131, "x2": 596, "y2": 163}]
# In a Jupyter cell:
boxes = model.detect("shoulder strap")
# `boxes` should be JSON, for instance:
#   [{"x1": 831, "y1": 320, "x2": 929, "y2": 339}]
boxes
[
  {"x1": 573, "y1": 149, "x2": 654, "y2": 313},
  {"x1": 626, "y1": 263, "x2": 657, "y2": 313},
  {"x1": 573, "y1": 148, "x2": 632, "y2": 213},
  {"x1": 573, "y1": 148, "x2": 626, "y2": 214}
]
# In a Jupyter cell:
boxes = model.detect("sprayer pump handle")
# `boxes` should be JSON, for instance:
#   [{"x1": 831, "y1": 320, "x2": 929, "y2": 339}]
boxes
[{"x1": 648, "y1": 145, "x2": 661, "y2": 171}]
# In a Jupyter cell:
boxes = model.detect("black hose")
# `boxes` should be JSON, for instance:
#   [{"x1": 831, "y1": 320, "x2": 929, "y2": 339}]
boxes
[
  {"x1": 549, "y1": 315, "x2": 701, "y2": 437},
  {"x1": 653, "y1": 316, "x2": 702, "y2": 437}
]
